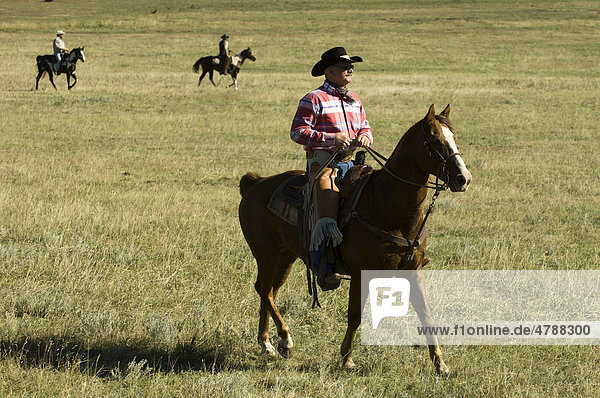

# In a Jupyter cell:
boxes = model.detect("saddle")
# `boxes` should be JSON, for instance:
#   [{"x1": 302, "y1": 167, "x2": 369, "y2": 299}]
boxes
[
  {"x1": 54, "y1": 60, "x2": 71, "y2": 75},
  {"x1": 267, "y1": 164, "x2": 373, "y2": 256}
]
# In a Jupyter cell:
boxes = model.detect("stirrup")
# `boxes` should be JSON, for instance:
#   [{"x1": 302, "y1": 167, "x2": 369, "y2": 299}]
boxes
[
  {"x1": 317, "y1": 272, "x2": 341, "y2": 291},
  {"x1": 315, "y1": 248, "x2": 341, "y2": 291}
]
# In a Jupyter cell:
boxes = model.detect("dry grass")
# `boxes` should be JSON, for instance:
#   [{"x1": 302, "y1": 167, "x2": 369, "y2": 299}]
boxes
[{"x1": 0, "y1": 0, "x2": 599, "y2": 396}]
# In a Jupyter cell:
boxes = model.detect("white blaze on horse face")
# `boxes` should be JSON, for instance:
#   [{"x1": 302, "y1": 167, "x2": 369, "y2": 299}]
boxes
[
  {"x1": 441, "y1": 125, "x2": 469, "y2": 175},
  {"x1": 81, "y1": 50, "x2": 86, "y2": 62}
]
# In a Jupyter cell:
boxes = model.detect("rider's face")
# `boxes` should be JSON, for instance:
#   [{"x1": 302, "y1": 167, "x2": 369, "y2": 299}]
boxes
[{"x1": 325, "y1": 62, "x2": 354, "y2": 87}]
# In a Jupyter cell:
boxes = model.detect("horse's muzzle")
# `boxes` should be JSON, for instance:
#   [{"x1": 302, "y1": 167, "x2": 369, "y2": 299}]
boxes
[{"x1": 448, "y1": 170, "x2": 472, "y2": 192}]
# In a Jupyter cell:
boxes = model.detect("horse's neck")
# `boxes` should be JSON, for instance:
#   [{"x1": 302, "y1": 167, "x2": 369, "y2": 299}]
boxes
[
  {"x1": 66, "y1": 51, "x2": 77, "y2": 62},
  {"x1": 361, "y1": 123, "x2": 430, "y2": 237},
  {"x1": 232, "y1": 54, "x2": 244, "y2": 66}
]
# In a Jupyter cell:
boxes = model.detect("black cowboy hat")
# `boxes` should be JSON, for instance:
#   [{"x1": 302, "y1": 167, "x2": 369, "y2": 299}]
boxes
[
  {"x1": 221, "y1": 34, "x2": 229, "y2": 39},
  {"x1": 311, "y1": 47, "x2": 363, "y2": 77}
]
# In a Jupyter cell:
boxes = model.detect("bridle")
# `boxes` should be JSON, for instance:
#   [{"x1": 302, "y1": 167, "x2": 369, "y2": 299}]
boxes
[{"x1": 421, "y1": 121, "x2": 462, "y2": 187}]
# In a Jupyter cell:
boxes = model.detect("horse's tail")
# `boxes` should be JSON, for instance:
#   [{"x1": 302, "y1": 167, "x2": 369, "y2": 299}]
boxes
[
  {"x1": 240, "y1": 172, "x2": 263, "y2": 196},
  {"x1": 192, "y1": 58, "x2": 202, "y2": 74}
]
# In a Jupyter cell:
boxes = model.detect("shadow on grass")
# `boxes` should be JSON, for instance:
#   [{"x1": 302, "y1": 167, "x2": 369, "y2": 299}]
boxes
[{"x1": 0, "y1": 334, "x2": 250, "y2": 377}]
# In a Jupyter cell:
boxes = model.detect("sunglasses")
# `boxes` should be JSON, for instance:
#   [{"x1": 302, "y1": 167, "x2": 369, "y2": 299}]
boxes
[{"x1": 332, "y1": 63, "x2": 354, "y2": 71}]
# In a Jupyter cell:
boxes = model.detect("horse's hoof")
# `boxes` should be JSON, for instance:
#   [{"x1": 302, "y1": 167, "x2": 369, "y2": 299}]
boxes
[
  {"x1": 342, "y1": 357, "x2": 356, "y2": 370},
  {"x1": 260, "y1": 341, "x2": 277, "y2": 357},
  {"x1": 436, "y1": 361, "x2": 450, "y2": 377},
  {"x1": 277, "y1": 337, "x2": 293, "y2": 358},
  {"x1": 277, "y1": 345, "x2": 292, "y2": 358}
]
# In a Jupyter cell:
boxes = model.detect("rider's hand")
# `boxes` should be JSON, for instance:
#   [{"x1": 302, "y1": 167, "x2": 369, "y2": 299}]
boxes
[
  {"x1": 334, "y1": 133, "x2": 351, "y2": 149},
  {"x1": 354, "y1": 135, "x2": 371, "y2": 148}
]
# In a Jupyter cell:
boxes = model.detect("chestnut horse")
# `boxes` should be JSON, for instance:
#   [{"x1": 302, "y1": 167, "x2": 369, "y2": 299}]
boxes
[
  {"x1": 238, "y1": 105, "x2": 472, "y2": 375},
  {"x1": 192, "y1": 47, "x2": 256, "y2": 90}
]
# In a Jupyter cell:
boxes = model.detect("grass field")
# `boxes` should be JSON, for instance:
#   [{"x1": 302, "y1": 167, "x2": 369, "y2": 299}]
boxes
[{"x1": 1, "y1": 0, "x2": 599, "y2": 396}]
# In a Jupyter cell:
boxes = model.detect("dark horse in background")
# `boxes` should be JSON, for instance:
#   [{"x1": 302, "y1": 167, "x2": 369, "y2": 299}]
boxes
[
  {"x1": 193, "y1": 47, "x2": 256, "y2": 90},
  {"x1": 239, "y1": 105, "x2": 472, "y2": 375},
  {"x1": 35, "y1": 47, "x2": 86, "y2": 90}
]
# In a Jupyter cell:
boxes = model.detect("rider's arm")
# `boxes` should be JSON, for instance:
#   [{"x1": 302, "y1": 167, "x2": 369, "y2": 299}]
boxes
[
  {"x1": 290, "y1": 95, "x2": 335, "y2": 149},
  {"x1": 54, "y1": 37, "x2": 66, "y2": 51}
]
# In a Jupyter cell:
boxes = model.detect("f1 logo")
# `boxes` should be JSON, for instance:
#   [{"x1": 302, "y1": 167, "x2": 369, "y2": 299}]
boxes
[{"x1": 369, "y1": 278, "x2": 411, "y2": 329}]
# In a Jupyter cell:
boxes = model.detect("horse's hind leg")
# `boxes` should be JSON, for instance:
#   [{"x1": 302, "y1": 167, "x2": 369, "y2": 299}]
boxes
[
  {"x1": 255, "y1": 250, "x2": 296, "y2": 357},
  {"x1": 48, "y1": 71, "x2": 57, "y2": 90},
  {"x1": 35, "y1": 70, "x2": 44, "y2": 90},
  {"x1": 198, "y1": 70, "x2": 207, "y2": 86},
  {"x1": 410, "y1": 270, "x2": 450, "y2": 376},
  {"x1": 208, "y1": 70, "x2": 217, "y2": 87},
  {"x1": 270, "y1": 255, "x2": 296, "y2": 357},
  {"x1": 340, "y1": 275, "x2": 362, "y2": 369}
]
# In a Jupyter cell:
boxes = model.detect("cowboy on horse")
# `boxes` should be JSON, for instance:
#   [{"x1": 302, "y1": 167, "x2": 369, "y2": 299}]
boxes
[
  {"x1": 218, "y1": 34, "x2": 231, "y2": 75},
  {"x1": 290, "y1": 47, "x2": 373, "y2": 291},
  {"x1": 53, "y1": 30, "x2": 69, "y2": 75}
]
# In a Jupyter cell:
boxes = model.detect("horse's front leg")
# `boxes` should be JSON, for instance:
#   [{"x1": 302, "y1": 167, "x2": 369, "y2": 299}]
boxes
[
  {"x1": 227, "y1": 71, "x2": 238, "y2": 89},
  {"x1": 68, "y1": 73, "x2": 78, "y2": 90},
  {"x1": 410, "y1": 270, "x2": 450, "y2": 376},
  {"x1": 340, "y1": 276, "x2": 361, "y2": 369}
]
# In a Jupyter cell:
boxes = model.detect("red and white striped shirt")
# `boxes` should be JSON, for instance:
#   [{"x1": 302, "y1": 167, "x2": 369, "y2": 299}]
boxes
[{"x1": 290, "y1": 81, "x2": 373, "y2": 153}]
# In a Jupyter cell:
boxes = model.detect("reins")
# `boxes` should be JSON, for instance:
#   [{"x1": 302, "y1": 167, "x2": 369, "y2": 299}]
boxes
[{"x1": 362, "y1": 121, "x2": 461, "y2": 192}]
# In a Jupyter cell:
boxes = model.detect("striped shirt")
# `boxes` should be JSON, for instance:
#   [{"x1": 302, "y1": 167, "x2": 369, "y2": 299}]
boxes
[{"x1": 290, "y1": 81, "x2": 373, "y2": 153}]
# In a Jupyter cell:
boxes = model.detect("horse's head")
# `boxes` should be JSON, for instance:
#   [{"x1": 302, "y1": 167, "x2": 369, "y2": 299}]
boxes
[
  {"x1": 241, "y1": 48, "x2": 256, "y2": 62},
  {"x1": 417, "y1": 104, "x2": 472, "y2": 192},
  {"x1": 72, "y1": 47, "x2": 86, "y2": 62}
]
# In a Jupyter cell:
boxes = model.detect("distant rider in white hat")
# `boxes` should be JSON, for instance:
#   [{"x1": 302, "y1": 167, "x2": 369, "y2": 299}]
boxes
[{"x1": 53, "y1": 30, "x2": 68, "y2": 75}]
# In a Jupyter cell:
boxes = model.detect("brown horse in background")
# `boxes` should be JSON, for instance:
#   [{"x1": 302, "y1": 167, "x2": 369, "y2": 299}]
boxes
[
  {"x1": 193, "y1": 47, "x2": 256, "y2": 90},
  {"x1": 238, "y1": 105, "x2": 472, "y2": 375}
]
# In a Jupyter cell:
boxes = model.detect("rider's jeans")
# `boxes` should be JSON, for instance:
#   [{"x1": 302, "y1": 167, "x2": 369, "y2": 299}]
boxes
[{"x1": 55, "y1": 53, "x2": 62, "y2": 72}]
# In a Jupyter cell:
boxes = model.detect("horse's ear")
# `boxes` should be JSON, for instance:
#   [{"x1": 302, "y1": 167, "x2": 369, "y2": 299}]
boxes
[
  {"x1": 440, "y1": 104, "x2": 450, "y2": 118},
  {"x1": 426, "y1": 104, "x2": 435, "y2": 121},
  {"x1": 81, "y1": 46, "x2": 85, "y2": 50}
]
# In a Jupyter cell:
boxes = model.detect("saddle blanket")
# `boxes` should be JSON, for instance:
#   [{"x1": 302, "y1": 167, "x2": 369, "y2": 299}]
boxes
[{"x1": 267, "y1": 174, "x2": 308, "y2": 226}]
